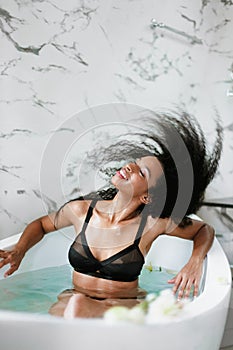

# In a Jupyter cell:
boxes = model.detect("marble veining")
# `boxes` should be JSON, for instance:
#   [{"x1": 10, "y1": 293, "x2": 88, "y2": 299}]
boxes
[{"x1": 0, "y1": 0, "x2": 233, "y2": 240}]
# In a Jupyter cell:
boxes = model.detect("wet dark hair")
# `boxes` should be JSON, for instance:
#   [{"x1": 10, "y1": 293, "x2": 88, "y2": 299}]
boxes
[{"x1": 55, "y1": 109, "x2": 223, "y2": 228}]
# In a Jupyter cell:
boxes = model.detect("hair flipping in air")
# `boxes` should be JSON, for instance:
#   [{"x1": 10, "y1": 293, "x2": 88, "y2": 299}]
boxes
[{"x1": 56, "y1": 110, "x2": 223, "y2": 228}]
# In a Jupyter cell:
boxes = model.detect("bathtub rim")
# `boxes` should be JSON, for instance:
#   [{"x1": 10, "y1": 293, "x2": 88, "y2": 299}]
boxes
[{"x1": 0, "y1": 233, "x2": 231, "y2": 326}]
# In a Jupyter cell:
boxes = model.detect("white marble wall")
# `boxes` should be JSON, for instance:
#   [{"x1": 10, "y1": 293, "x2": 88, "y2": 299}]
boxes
[{"x1": 0, "y1": 0, "x2": 233, "y2": 240}]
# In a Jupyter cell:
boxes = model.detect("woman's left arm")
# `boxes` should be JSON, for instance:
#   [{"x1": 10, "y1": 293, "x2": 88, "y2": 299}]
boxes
[{"x1": 164, "y1": 220, "x2": 215, "y2": 299}]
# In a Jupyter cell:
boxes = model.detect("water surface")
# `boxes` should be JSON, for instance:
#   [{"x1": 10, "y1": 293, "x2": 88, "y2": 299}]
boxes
[{"x1": 0, "y1": 264, "x2": 175, "y2": 314}]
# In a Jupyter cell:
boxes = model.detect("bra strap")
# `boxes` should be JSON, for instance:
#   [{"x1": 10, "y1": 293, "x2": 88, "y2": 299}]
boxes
[
  {"x1": 79, "y1": 198, "x2": 97, "y2": 237},
  {"x1": 85, "y1": 199, "x2": 97, "y2": 223},
  {"x1": 134, "y1": 211, "x2": 147, "y2": 245}
]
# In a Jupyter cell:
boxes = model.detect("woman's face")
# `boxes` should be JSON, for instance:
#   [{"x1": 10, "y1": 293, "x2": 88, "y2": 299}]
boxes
[{"x1": 111, "y1": 156, "x2": 163, "y2": 200}]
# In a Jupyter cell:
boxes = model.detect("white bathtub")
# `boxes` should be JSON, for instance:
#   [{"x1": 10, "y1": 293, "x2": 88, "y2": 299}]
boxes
[{"x1": 0, "y1": 226, "x2": 231, "y2": 350}]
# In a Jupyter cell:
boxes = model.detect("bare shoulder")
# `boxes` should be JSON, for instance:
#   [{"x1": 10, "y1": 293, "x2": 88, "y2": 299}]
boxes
[
  {"x1": 163, "y1": 217, "x2": 213, "y2": 240},
  {"x1": 144, "y1": 216, "x2": 207, "y2": 236},
  {"x1": 140, "y1": 216, "x2": 168, "y2": 254},
  {"x1": 53, "y1": 199, "x2": 92, "y2": 230},
  {"x1": 144, "y1": 215, "x2": 168, "y2": 238},
  {"x1": 165, "y1": 218, "x2": 206, "y2": 234},
  {"x1": 66, "y1": 199, "x2": 92, "y2": 217}
]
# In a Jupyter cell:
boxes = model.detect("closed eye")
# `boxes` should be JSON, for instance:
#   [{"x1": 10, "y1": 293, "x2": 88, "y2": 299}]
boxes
[
  {"x1": 134, "y1": 161, "x2": 145, "y2": 177},
  {"x1": 139, "y1": 169, "x2": 145, "y2": 177}
]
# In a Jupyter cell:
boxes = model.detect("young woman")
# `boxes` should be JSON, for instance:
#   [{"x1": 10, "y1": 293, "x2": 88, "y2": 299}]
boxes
[{"x1": 0, "y1": 110, "x2": 223, "y2": 318}]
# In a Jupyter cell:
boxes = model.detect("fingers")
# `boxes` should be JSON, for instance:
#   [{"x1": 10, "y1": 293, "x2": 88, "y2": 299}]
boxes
[
  {"x1": 0, "y1": 250, "x2": 9, "y2": 259},
  {"x1": 168, "y1": 274, "x2": 199, "y2": 299},
  {"x1": 171, "y1": 274, "x2": 182, "y2": 295},
  {"x1": 0, "y1": 250, "x2": 19, "y2": 277},
  {"x1": 167, "y1": 277, "x2": 175, "y2": 283},
  {"x1": 193, "y1": 280, "x2": 199, "y2": 297},
  {"x1": 4, "y1": 264, "x2": 18, "y2": 278},
  {"x1": 184, "y1": 279, "x2": 194, "y2": 298},
  {"x1": 0, "y1": 250, "x2": 13, "y2": 269},
  {"x1": 177, "y1": 279, "x2": 188, "y2": 299},
  {"x1": 0, "y1": 256, "x2": 11, "y2": 269}
]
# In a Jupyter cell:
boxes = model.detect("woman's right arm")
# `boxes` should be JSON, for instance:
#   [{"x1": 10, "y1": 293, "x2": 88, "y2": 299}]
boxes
[
  {"x1": 0, "y1": 215, "x2": 57, "y2": 277},
  {"x1": 0, "y1": 200, "x2": 87, "y2": 277}
]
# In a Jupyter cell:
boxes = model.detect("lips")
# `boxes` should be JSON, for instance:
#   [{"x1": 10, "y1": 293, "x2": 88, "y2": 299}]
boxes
[{"x1": 117, "y1": 169, "x2": 127, "y2": 180}]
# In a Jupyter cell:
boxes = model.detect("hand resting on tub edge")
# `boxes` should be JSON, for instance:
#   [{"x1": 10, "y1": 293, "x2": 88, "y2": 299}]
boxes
[{"x1": 0, "y1": 110, "x2": 223, "y2": 319}]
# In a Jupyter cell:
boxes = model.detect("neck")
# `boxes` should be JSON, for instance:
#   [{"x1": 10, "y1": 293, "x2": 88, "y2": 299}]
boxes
[{"x1": 97, "y1": 192, "x2": 143, "y2": 224}]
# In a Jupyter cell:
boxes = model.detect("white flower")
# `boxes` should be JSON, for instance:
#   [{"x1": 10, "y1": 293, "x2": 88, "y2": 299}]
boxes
[
  {"x1": 145, "y1": 293, "x2": 157, "y2": 303},
  {"x1": 146, "y1": 289, "x2": 187, "y2": 324},
  {"x1": 127, "y1": 305, "x2": 146, "y2": 324},
  {"x1": 104, "y1": 304, "x2": 146, "y2": 324},
  {"x1": 103, "y1": 289, "x2": 190, "y2": 325},
  {"x1": 104, "y1": 306, "x2": 129, "y2": 324}
]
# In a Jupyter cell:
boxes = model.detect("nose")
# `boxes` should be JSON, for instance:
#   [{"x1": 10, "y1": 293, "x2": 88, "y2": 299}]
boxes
[
  {"x1": 125, "y1": 162, "x2": 137, "y2": 173},
  {"x1": 125, "y1": 164, "x2": 132, "y2": 172}
]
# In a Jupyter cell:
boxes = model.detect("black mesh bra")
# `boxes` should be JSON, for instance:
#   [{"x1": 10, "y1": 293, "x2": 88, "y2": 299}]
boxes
[{"x1": 68, "y1": 199, "x2": 146, "y2": 282}]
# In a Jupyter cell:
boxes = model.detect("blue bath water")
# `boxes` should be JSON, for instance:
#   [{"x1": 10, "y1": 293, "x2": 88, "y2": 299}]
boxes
[{"x1": 0, "y1": 264, "x2": 176, "y2": 314}]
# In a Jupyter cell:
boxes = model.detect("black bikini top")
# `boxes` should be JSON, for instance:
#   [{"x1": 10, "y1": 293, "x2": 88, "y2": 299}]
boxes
[{"x1": 68, "y1": 199, "x2": 146, "y2": 282}]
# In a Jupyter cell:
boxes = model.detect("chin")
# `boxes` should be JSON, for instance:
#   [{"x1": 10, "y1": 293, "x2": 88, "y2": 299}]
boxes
[{"x1": 110, "y1": 176, "x2": 117, "y2": 187}]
